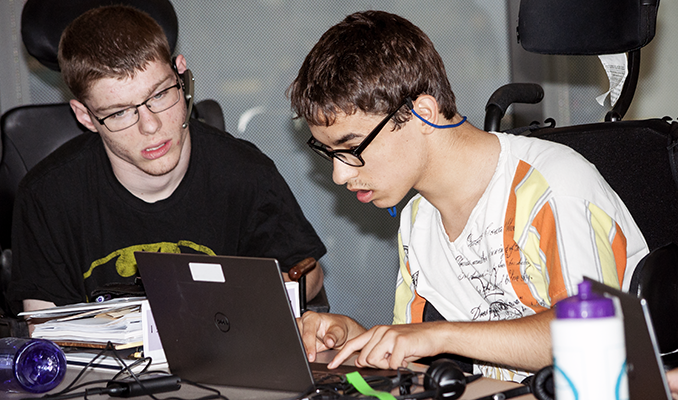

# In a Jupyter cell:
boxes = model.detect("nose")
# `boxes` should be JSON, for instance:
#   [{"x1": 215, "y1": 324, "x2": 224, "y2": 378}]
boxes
[
  {"x1": 137, "y1": 105, "x2": 161, "y2": 135},
  {"x1": 332, "y1": 158, "x2": 358, "y2": 185}
]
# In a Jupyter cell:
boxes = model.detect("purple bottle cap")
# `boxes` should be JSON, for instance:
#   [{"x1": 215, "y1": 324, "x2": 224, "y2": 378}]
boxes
[
  {"x1": 555, "y1": 280, "x2": 616, "y2": 319},
  {"x1": 14, "y1": 339, "x2": 67, "y2": 393}
]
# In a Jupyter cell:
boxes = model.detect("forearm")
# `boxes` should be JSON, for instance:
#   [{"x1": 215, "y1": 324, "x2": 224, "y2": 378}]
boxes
[
  {"x1": 304, "y1": 262, "x2": 324, "y2": 299},
  {"x1": 437, "y1": 309, "x2": 554, "y2": 371},
  {"x1": 23, "y1": 299, "x2": 57, "y2": 312}
]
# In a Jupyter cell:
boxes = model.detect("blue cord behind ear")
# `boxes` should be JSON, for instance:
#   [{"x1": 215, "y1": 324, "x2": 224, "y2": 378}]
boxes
[
  {"x1": 411, "y1": 108, "x2": 467, "y2": 129},
  {"x1": 405, "y1": 97, "x2": 467, "y2": 129}
]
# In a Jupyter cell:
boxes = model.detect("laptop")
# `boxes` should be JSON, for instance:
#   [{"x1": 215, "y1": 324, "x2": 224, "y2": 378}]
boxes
[
  {"x1": 135, "y1": 251, "x2": 317, "y2": 393},
  {"x1": 585, "y1": 277, "x2": 672, "y2": 400}
]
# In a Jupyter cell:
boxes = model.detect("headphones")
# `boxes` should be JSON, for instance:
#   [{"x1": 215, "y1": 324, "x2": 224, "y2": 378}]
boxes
[
  {"x1": 391, "y1": 359, "x2": 468, "y2": 400},
  {"x1": 171, "y1": 57, "x2": 195, "y2": 129},
  {"x1": 313, "y1": 360, "x2": 553, "y2": 400},
  {"x1": 420, "y1": 358, "x2": 468, "y2": 400},
  {"x1": 472, "y1": 365, "x2": 554, "y2": 400},
  {"x1": 398, "y1": 360, "x2": 554, "y2": 400}
]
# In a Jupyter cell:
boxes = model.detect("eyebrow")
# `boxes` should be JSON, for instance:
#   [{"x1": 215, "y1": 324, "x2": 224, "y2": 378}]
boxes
[
  {"x1": 93, "y1": 74, "x2": 175, "y2": 115},
  {"x1": 331, "y1": 132, "x2": 364, "y2": 147}
]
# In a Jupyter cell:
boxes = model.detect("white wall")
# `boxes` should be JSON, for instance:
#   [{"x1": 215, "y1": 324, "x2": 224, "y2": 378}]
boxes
[{"x1": 627, "y1": 1, "x2": 678, "y2": 121}]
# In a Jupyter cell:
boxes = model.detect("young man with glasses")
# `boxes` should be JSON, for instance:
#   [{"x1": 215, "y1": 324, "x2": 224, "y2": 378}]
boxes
[
  {"x1": 289, "y1": 10, "x2": 648, "y2": 380},
  {"x1": 8, "y1": 5, "x2": 326, "y2": 314}
]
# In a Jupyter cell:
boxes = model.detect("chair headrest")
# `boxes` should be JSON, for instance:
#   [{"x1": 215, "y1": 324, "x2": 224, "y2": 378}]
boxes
[
  {"x1": 21, "y1": 0, "x2": 179, "y2": 71},
  {"x1": 518, "y1": 0, "x2": 660, "y2": 55}
]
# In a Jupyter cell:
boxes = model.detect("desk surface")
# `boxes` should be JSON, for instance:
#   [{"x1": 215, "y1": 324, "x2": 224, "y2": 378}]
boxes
[{"x1": 7, "y1": 352, "x2": 536, "y2": 400}]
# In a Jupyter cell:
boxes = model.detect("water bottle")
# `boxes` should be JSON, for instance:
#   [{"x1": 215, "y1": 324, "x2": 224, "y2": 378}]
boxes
[
  {"x1": 551, "y1": 280, "x2": 628, "y2": 400},
  {"x1": 0, "y1": 337, "x2": 67, "y2": 393}
]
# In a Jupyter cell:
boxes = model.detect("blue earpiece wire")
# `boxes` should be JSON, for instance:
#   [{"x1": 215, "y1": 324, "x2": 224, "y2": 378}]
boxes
[{"x1": 410, "y1": 108, "x2": 467, "y2": 129}]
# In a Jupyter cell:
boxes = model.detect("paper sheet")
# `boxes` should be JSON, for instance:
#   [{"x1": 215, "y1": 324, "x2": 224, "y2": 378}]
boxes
[{"x1": 596, "y1": 53, "x2": 628, "y2": 107}]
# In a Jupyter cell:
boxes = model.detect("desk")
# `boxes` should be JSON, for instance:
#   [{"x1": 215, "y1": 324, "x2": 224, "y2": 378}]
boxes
[{"x1": 7, "y1": 352, "x2": 536, "y2": 400}]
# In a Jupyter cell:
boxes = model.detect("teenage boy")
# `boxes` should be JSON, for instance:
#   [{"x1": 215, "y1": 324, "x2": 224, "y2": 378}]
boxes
[
  {"x1": 9, "y1": 5, "x2": 326, "y2": 314},
  {"x1": 288, "y1": 10, "x2": 647, "y2": 380}
]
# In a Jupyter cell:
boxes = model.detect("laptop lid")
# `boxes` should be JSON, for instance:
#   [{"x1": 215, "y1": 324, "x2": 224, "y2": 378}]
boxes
[
  {"x1": 135, "y1": 252, "x2": 315, "y2": 393},
  {"x1": 585, "y1": 277, "x2": 671, "y2": 400}
]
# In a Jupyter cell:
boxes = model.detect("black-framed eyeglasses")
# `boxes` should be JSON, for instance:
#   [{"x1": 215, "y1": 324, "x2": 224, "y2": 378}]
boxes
[
  {"x1": 306, "y1": 99, "x2": 410, "y2": 167},
  {"x1": 87, "y1": 78, "x2": 183, "y2": 132}
]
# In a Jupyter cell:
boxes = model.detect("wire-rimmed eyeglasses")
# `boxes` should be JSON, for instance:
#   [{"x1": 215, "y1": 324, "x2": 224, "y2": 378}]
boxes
[{"x1": 86, "y1": 77, "x2": 182, "y2": 132}]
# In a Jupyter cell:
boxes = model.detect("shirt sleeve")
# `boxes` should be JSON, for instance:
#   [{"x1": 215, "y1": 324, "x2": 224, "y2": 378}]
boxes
[
  {"x1": 8, "y1": 184, "x2": 85, "y2": 314},
  {"x1": 237, "y1": 162, "x2": 326, "y2": 272}
]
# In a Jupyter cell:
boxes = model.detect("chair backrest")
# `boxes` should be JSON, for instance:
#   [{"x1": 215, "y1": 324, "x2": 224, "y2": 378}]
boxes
[
  {"x1": 517, "y1": 0, "x2": 659, "y2": 56},
  {"x1": 527, "y1": 118, "x2": 678, "y2": 252},
  {"x1": 0, "y1": 104, "x2": 87, "y2": 250},
  {"x1": 21, "y1": 0, "x2": 179, "y2": 72},
  {"x1": 629, "y1": 242, "x2": 678, "y2": 368}
]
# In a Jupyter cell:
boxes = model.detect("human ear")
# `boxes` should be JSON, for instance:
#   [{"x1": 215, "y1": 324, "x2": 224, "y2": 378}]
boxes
[
  {"x1": 69, "y1": 99, "x2": 98, "y2": 132},
  {"x1": 173, "y1": 54, "x2": 187, "y2": 74},
  {"x1": 411, "y1": 95, "x2": 440, "y2": 134}
]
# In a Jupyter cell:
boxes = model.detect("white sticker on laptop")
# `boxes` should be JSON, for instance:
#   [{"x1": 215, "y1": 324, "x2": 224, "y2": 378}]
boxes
[{"x1": 189, "y1": 262, "x2": 226, "y2": 283}]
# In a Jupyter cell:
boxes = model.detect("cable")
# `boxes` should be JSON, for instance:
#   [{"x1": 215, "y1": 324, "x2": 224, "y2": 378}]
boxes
[
  {"x1": 410, "y1": 108, "x2": 467, "y2": 129},
  {"x1": 25, "y1": 341, "x2": 228, "y2": 400}
]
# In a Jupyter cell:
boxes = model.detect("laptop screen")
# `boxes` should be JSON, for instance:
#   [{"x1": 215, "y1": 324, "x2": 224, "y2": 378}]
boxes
[
  {"x1": 135, "y1": 252, "x2": 315, "y2": 393},
  {"x1": 584, "y1": 277, "x2": 671, "y2": 400}
]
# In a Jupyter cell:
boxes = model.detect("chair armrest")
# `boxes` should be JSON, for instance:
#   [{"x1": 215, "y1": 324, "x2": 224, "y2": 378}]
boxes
[
  {"x1": 288, "y1": 257, "x2": 317, "y2": 281},
  {"x1": 288, "y1": 258, "x2": 316, "y2": 315}
]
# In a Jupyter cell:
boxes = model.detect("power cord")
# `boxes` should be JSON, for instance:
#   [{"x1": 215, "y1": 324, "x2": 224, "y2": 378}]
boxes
[{"x1": 23, "y1": 342, "x2": 228, "y2": 400}]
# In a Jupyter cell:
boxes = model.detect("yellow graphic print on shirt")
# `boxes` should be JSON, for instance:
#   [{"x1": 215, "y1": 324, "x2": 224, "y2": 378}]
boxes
[{"x1": 83, "y1": 240, "x2": 216, "y2": 279}]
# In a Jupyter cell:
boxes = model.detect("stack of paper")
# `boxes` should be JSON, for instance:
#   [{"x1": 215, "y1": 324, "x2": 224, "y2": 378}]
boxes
[{"x1": 19, "y1": 297, "x2": 147, "y2": 349}]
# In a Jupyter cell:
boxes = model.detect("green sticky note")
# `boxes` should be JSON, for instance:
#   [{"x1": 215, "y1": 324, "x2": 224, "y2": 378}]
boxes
[{"x1": 345, "y1": 371, "x2": 398, "y2": 400}]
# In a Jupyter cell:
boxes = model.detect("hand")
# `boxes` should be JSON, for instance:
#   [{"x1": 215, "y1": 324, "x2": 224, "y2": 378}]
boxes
[
  {"x1": 667, "y1": 368, "x2": 678, "y2": 399},
  {"x1": 296, "y1": 311, "x2": 365, "y2": 362},
  {"x1": 329, "y1": 322, "x2": 446, "y2": 370}
]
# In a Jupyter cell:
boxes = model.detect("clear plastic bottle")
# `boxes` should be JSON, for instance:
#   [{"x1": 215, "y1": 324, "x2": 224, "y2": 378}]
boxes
[
  {"x1": 0, "y1": 337, "x2": 67, "y2": 393},
  {"x1": 551, "y1": 280, "x2": 628, "y2": 400}
]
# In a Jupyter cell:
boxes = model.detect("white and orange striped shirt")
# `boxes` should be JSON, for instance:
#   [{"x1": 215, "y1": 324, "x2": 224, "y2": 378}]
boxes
[{"x1": 394, "y1": 131, "x2": 648, "y2": 381}]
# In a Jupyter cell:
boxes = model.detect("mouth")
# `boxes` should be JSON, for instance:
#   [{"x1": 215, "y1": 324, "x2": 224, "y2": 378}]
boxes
[
  {"x1": 354, "y1": 189, "x2": 373, "y2": 203},
  {"x1": 141, "y1": 140, "x2": 171, "y2": 160}
]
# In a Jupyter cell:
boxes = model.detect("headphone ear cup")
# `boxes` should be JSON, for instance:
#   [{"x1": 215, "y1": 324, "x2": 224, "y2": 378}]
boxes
[
  {"x1": 530, "y1": 365, "x2": 554, "y2": 400},
  {"x1": 423, "y1": 359, "x2": 467, "y2": 400}
]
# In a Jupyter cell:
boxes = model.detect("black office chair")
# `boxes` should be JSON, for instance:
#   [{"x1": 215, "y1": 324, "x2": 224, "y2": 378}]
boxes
[
  {"x1": 484, "y1": 0, "x2": 675, "y2": 251},
  {"x1": 484, "y1": 1, "x2": 676, "y2": 386}
]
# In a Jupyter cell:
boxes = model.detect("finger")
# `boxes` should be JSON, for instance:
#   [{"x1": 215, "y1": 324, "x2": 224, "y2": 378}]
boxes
[
  {"x1": 385, "y1": 337, "x2": 409, "y2": 370},
  {"x1": 299, "y1": 313, "x2": 321, "y2": 362},
  {"x1": 323, "y1": 323, "x2": 348, "y2": 349},
  {"x1": 354, "y1": 326, "x2": 390, "y2": 368},
  {"x1": 328, "y1": 332, "x2": 372, "y2": 369}
]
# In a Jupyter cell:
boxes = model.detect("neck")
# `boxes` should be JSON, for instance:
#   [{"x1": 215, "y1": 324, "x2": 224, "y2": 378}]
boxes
[
  {"x1": 415, "y1": 124, "x2": 500, "y2": 241},
  {"x1": 109, "y1": 135, "x2": 192, "y2": 203}
]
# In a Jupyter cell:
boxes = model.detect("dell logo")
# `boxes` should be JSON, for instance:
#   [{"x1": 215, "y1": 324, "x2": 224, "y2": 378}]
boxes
[{"x1": 214, "y1": 312, "x2": 231, "y2": 333}]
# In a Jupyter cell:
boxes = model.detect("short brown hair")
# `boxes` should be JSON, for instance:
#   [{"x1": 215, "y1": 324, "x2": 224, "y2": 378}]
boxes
[
  {"x1": 288, "y1": 10, "x2": 457, "y2": 128},
  {"x1": 58, "y1": 5, "x2": 172, "y2": 101}
]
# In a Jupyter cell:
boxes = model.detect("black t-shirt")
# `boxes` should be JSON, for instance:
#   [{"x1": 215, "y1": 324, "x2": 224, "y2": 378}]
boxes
[{"x1": 8, "y1": 120, "x2": 326, "y2": 313}]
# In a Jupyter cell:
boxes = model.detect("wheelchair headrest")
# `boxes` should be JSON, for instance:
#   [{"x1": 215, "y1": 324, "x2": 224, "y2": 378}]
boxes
[
  {"x1": 21, "y1": 0, "x2": 179, "y2": 71},
  {"x1": 518, "y1": 0, "x2": 660, "y2": 55}
]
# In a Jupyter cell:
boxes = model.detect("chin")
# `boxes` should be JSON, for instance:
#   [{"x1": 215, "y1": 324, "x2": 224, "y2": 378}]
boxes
[
  {"x1": 371, "y1": 199, "x2": 394, "y2": 209},
  {"x1": 141, "y1": 160, "x2": 180, "y2": 177}
]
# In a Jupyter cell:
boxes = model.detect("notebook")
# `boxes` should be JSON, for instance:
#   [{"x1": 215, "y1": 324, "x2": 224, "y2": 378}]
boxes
[
  {"x1": 135, "y1": 252, "x2": 316, "y2": 393},
  {"x1": 585, "y1": 277, "x2": 672, "y2": 400}
]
